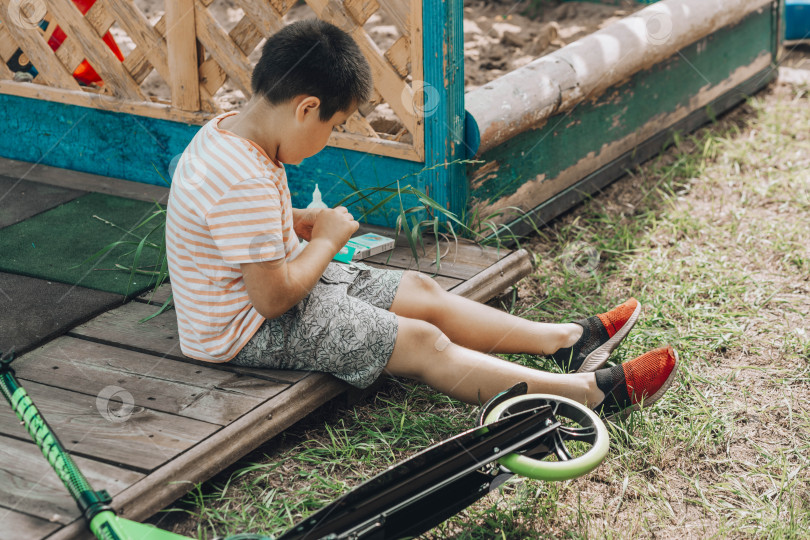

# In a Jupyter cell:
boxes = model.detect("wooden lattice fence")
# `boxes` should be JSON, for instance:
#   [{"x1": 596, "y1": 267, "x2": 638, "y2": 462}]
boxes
[{"x1": 0, "y1": 0, "x2": 425, "y2": 161}]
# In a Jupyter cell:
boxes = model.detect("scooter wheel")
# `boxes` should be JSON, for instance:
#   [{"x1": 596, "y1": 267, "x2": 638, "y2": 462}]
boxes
[{"x1": 483, "y1": 394, "x2": 609, "y2": 481}]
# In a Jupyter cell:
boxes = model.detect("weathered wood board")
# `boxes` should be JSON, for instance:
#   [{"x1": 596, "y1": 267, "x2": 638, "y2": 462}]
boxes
[
  {"x1": 0, "y1": 435, "x2": 143, "y2": 526},
  {"x1": 13, "y1": 337, "x2": 288, "y2": 424},
  {"x1": 0, "y1": 171, "x2": 533, "y2": 540},
  {"x1": 0, "y1": 379, "x2": 219, "y2": 472}
]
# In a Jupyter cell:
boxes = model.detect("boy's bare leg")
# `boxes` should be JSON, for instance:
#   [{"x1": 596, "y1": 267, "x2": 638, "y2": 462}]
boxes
[
  {"x1": 384, "y1": 316, "x2": 605, "y2": 406},
  {"x1": 389, "y1": 272, "x2": 583, "y2": 356}
]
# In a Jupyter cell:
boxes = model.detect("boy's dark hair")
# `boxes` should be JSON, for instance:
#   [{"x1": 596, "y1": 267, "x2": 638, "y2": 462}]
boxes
[{"x1": 251, "y1": 18, "x2": 373, "y2": 121}]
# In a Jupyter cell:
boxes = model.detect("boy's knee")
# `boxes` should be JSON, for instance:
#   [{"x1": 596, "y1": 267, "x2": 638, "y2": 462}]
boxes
[
  {"x1": 405, "y1": 318, "x2": 447, "y2": 352},
  {"x1": 388, "y1": 318, "x2": 451, "y2": 380},
  {"x1": 402, "y1": 270, "x2": 444, "y2": 296},
  {"x1": 397, "y1": 271, "x2": 446, "y2": 321}
]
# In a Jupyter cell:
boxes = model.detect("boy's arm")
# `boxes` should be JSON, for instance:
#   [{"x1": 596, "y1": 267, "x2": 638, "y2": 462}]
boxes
[
  {"x1": 240, "y1": 207, "x2": 358, "y2": 319},
  {"x1": 291, "y1": 207, "x2": 322, "y2": 241}
]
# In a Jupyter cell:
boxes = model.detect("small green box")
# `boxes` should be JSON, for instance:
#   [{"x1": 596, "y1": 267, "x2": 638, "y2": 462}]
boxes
[{"x1": 332, "y1": 243, "x2": 357, "y2": 264}]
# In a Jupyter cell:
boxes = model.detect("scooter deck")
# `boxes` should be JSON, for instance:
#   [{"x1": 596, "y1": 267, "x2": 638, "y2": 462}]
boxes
[{"x1": 277, "y1": 404, "x2": 558, "y2": 540}]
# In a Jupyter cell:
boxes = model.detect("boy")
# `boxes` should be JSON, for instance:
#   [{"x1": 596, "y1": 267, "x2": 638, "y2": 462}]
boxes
[{"x1": 165, "y1": 19, "x2": 678, "y2": 420}]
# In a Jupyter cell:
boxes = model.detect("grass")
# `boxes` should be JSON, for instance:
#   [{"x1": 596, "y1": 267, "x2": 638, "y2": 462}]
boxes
[{"x1": 145, "y1": 81, "x2": 810, "y2": 539}]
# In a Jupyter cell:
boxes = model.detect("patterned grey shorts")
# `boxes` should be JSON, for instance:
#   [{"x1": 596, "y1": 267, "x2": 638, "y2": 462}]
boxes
[{"x1": 230, "y1": 261, "x2": 404, "y2": 389}]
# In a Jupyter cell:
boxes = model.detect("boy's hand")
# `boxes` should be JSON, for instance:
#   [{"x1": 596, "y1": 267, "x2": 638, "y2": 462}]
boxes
[
  {"x1": 292, "y1": 207, "x2": 323, "y2": 241},
  {"x1": 310, "y1": 206, "x2": 359, "y2": 253}
]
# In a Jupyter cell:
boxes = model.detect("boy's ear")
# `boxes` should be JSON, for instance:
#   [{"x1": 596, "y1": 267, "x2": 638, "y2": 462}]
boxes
[{"x1": 295, "y1": 96, "x2": 321, "y2": 123}]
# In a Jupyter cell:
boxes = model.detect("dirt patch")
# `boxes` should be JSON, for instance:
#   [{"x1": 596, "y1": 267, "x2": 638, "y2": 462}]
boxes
[{"x1": 462, "y1": 0, "x2": 641, "y2": 90}]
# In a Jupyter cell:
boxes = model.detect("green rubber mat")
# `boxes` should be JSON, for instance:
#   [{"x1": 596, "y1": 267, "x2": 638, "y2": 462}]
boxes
[{"x1": 0, "y1": 191, "x2": 166, "y2": 297}]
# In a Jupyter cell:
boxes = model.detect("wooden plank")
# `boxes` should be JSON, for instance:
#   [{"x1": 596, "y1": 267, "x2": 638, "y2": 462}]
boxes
[
  {"x1": 166, "y1": 0, "x2": 200, "y2": 111},
  {"x1": 0, "y1": 2, "x2": 81, "y2": 90},
  {"x1": 48, "y1": 373, "x2": 348, "y2": 540},
  {"x1": 339, "y1": 111, "x2": 379, "y2": 138},
  {"x1": 105, "y1": 1, "x2": 218, "y2": 113},
  {"x1": 362, "y1": 249, "x2": 477, "y2": 279},
  {"x1": 0, "y1": 22, "x2": 20, "y2": 64},
  {"x1": 379, "y1": 1, "x2": 411, "y2": 38},
  {"x1": 234, "y1": 0, "x2": 285, "y2": 38},
  {"x1": 267, "y1": 0, "x2": 297, "y2": 16},
  {"x1": 135, "y1": 282, "x2": 172, "y2": 306},
  {"x1": 194, "y1": 16, "x2": 261, "y2": 108},
  {"x1": 327, "y1": 131, "x2": 422, "y2": 161},
  {"x1": 356, "y1": 222, "x2": 507, "y2": 272},
  {"x1": 0, "y1": 380, "x2": 219, "y2": 472},
  {"x1": 0, "y1": 435, "x2": 143, "y2": 525},
  {"x1": 408, "y1": 0, "x2": 422, "y2": 168},
  {"x1": 58, "y1": 0, "x2": 118, "y2": 76},
  {"x1": 0, "y1": 43, "x2": 14, "y2": 80},
  {"x1": 49, "y1": 25, "x2": 87, "y2": 75},
  {"x1": 364, "y1": 241, "x2": 500, "y2": 280},
  {"x1": 14, "y1": 336, "x2": 287, "y2": 425},
  {"x1": 123, "y1": 15, "x2": 166, "y2": 85},
  {"x1": 469, "y1": 48, "x2": 774, "y2": 224},
  {"x1": 195, "y1": 7, "x2": 267, "y2": 98},
  {"x1": 0, "y1": 156, "x2": 170, "y2": 204},
  {"x1": 193, "y1": 0, "x2": 253, "y2": 98},
  {"x1": 83, "y1": 0, "x2": 115, "y2": 36},
  {"x1": 436, "y1": 240, "x2": 512, "y2": 268},
  {"x1": 306, "y1": 0, "x2": 418, "y2": 137},
  {"x1": 46, "y1": 0, "x2": 144, "y2": 100},
  {"x1": 345, "y1": 0, "x2": 380, "y2": 25},
  {"x1": 385, "y1": 35, "x2": 410, "y2": 78},
  {"x1": 67, "y1": 301, "x2": 310, "y2": 385},
  {"x1": 203, "y1": 11, "x2": 263, "y2": 81},
  {"x1": 198, "y1": 57, "x2": 234, "y2": 100},
  {"x1": 227, "y1": 14, "x2": 264, "y2": 56},
  {"x1": 0, "y1": 79, "x2": 213, "y2": 124},
  {"x1": 105, "y1": 1, "x2": 170, "y2": 86},
  {"x1": 23, "y1": 0, "x2": 117, "y2": 79},
  {"x1": 359, "y1": 260, "x2": 462, "y2": 291},
  {"x1": 449, "y1": 249, "x2": 534, "y2": 303},
  {"x1": 0, "y1": 506, "x2": 61, "y2": 538},
  {"x1": 466, "y1": 0, "x2": 771, "y2": 156}
]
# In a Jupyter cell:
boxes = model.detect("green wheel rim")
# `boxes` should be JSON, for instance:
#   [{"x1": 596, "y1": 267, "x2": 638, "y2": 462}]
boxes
[{"x1": 483, "y1": 394, "x2": 609, "y2": 482}]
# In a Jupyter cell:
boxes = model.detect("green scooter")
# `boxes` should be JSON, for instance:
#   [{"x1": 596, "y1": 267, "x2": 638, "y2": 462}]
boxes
[{"x1": 1, "y1": 348, "x2": 608, "y2": 540}]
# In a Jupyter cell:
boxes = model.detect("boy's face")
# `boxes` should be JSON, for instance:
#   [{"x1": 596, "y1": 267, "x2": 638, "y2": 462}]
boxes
[{"x1": 278, "y1": 96, "x2": 354, "y2": 165}]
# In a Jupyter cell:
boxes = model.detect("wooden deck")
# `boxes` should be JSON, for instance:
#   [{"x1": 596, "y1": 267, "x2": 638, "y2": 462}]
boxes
[{"x1": 0, "y1": 158, "x2": 534, "y2": 540}]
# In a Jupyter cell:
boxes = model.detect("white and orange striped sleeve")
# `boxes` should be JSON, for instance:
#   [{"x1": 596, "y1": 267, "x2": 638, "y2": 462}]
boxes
[{"x1": 203, "y1": 176, "x2": 287, "y2": 264}]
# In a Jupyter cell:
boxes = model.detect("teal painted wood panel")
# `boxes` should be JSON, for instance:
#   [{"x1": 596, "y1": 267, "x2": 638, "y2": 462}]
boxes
[
  {"x1": 0, "y1": 2, "x2": 466, "y2": 228},
  {"x1": 421, "y1": 0, "x2": 467, "y2": 218},
  {"x1": 0, "y1": 96, "x2": 426, "y2": 227},
  {"x1": 468, "y1": 6, "x2": 777, "y2": 215}
]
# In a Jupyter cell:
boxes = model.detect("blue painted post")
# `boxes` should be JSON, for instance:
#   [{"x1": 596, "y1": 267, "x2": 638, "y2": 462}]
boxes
[{"x1": 421, "y1": 0, "x2": 467, "y2": 224}]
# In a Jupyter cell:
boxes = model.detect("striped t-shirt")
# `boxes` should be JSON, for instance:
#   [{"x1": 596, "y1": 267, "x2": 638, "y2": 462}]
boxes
[{"x1": 165, "y1": 110, "x2": 305, "y2": 362}]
